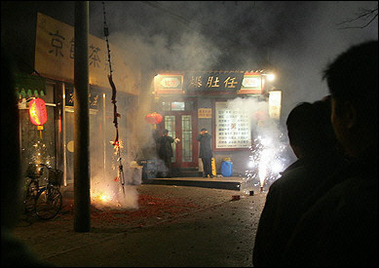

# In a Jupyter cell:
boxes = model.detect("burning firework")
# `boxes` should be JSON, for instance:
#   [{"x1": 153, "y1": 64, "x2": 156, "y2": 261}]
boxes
[
  {"x1": 90, "y1": 176, "x2": 139, "y2": 210},
  {"x1": 245, "y1": 135, "x2": 288, "y2": 191}
]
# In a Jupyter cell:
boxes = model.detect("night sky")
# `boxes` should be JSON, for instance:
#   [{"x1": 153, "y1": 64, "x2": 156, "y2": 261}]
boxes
[{"x1": 2, "y1": 1, "x2": 378, "y2": 118}]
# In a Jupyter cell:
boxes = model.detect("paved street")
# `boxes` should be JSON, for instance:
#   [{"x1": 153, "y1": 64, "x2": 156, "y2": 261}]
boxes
[{"x1": 13, "y1": 183, "x2": 266, "y2": 267}]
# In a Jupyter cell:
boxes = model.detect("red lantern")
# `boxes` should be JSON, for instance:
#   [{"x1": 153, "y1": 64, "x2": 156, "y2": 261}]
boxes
[
  {"x1": 145, "y1": 112, "x2": 163, "y2": 128},
  {"x1": 29, "y1": 98, "x2": 47, "y2": 127}
]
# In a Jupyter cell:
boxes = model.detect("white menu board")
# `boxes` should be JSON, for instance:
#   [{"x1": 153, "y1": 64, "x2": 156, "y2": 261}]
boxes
[{"x1": 215, "y1": 102, "x2": 251, "y2": 149}]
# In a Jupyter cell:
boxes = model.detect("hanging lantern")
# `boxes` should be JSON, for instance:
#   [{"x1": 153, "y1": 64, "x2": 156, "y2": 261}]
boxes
[
  {"x1": 145, "y1": 112, "x2": 163, "y2": 129},
  {"x1": 29, "y1": 98, "x2": 47, "y2": 130}
]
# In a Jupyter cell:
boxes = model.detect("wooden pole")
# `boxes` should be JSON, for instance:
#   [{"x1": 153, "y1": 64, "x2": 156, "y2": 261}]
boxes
[{"x1": 74, "y1": 1, "x2": 90, "y2": 232}]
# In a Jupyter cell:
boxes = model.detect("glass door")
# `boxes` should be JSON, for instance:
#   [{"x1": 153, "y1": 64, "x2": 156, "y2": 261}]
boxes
[
  {"x1": 161, "y1": 112, "x2": 197, "y2": 168},
  {"x1": 158, "y1": 100, "x2": 198, "y2": 169}
]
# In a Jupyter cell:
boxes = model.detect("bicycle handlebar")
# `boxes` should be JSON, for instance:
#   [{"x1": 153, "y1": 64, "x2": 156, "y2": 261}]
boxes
[{"x1": 39, "y1": 163, "x2": 52, "y2": 169}]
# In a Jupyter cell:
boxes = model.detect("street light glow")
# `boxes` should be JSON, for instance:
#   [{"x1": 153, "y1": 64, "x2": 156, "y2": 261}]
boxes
[{"x1": 265, "y1": 73, "x2": 275, "y2": 82}]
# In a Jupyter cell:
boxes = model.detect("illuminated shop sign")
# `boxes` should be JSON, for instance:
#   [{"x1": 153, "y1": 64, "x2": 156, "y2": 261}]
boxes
[
  {"x1": 184, "y1": 72, "x2": 244, "y2": 92},
  {"x1": 238, "y1": 72, "x2": 264, "y2": 94},
  {"x1": 154, "y1": 74, "x2": 184, "y2": 94},
  {"x1": 155, "y1": 71, "x2": 267, "y2": 95}
]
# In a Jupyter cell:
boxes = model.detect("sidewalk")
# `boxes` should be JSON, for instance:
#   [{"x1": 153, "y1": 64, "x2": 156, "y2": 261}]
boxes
[
  {"x1": 148, "y1": 176, "x2": 248, "y2": 191},
  {"x1": 13, "y1": 183, "x2": 267, "y2": 266}
]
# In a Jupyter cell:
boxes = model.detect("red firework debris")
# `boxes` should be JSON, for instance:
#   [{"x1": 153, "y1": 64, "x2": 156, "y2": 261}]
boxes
[{"x1": 59, "y1": 192, "x2": 202, "y2": 228}]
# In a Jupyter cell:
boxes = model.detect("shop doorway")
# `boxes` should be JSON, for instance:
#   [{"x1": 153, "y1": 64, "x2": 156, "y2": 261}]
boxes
[{"x1": 159, "y1": 111, "x2": 198, "y2": 169}]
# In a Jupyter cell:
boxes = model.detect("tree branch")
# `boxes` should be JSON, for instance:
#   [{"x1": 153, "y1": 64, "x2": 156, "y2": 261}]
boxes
[{"x1": 337, "y1": 6, "x2": 378, "y2": 29}]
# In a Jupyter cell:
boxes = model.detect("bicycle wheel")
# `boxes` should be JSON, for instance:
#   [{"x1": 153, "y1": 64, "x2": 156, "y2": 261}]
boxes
[
  {"x1": 35, "y1": 186, "x2": 62, "y2": 220},
  {"x1": 23, "y1": 179, "x2": 39, "y2": 212}
]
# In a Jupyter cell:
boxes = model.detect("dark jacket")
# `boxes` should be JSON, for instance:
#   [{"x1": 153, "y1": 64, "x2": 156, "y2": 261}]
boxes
[
  {"x1": 196, "y1": 133, "x2": 213, "y2": 158},
  {"x1": 253, "y1": 150, "x2": 348, "y2": 267},
  {"x1": 281, "y1": 146, "x2": 378, "y2": 267},
  {"x1": 157, "y1": 135, "x2": 174, "y2": 158}
]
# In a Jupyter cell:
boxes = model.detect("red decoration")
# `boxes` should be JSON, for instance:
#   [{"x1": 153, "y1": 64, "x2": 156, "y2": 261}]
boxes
[
  {"x1": 145, "y1": 112, "x2": 163, "y2": 125},
  {"x1": 29, "y1": 98, "x2": 47, "y2": 126}
]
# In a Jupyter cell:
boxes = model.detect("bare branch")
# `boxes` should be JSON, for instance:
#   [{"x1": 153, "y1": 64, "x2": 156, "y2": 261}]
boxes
[{"x1": 338, "y1": 6, "x2": 378, "y2": 29}]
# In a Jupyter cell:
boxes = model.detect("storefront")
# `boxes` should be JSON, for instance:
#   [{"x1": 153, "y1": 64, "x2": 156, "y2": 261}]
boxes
[
  {"x1": 14, "y1": 12, "x2": 141, "y2": 188},
  {"x1": 151, "y1": 70, "x2": 283, "y2": 177}
]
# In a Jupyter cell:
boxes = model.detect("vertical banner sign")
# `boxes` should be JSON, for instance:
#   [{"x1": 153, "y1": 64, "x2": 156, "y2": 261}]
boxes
[
  {"x1": 215, "y1": 101, "x2": 251, "y2": 149},
  {"x1": 269, "y1": 91, "x2": 282, "y2": 119}
]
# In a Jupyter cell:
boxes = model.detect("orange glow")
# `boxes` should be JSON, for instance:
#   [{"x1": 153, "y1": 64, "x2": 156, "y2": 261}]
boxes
[{"x1": 91, "y1": 190, "x2": 113, "y2": 204}]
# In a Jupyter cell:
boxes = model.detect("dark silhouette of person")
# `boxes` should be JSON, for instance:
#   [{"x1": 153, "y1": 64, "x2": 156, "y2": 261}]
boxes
[
  {"x1": 1, "y1": 45, "x2": 51, "y2": 266},
  {"x1": 252, "y1": 98, "x2": 347, "y2": 267},
  {"x1": 281, "y1": 40, "x2": 378, "y2": 267},
  {"x1": 196, "y1": 128, "x2": 213, "y2": 178},
  {"x1": 157, "y1": 129, "x2": 175, "y2": 177}
]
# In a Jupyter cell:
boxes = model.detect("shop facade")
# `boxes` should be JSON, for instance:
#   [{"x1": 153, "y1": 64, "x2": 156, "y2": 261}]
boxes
[{"x1": 151, "y1": 70, "x2": 283, "y2": 177}]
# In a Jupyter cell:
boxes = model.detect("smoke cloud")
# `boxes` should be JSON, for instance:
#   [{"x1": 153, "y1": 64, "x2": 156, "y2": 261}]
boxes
[
  {"x1": 13, "y1": 1, "x2": 375, "y2": 206},
  {"x1": 89, "y1": 1, "x2": 377, "y2": 120},
  {"x1": 87, "y1": 1, "x2": 376, "y2": 186}
]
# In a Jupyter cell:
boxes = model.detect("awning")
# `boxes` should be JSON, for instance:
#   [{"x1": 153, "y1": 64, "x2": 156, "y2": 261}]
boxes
[{"x1": 14, "y1": 73, "x2": 46, "y2": 99}]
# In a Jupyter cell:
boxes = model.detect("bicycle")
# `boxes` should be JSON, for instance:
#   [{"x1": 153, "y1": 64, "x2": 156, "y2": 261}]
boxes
[{"x1": 23, "y1": 163, "x2": 63, "y2": 220}]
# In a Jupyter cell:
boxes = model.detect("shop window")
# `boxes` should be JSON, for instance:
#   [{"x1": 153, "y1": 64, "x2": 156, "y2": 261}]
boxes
[
  {"x1": 160, "y1": 101, "x2": 194, "y2": 111},
  {"x1": 171, "y1": 102, "x2": 185, "y2": 111},
  {"x1": 181, "y1": 115, "x2": 192, "y2": 162},
  {"x1": 164, "y1": 115, "x2": 176, "y2": 162},
  {"x1": 19, "y1": 83, "x2": 57, "y2": 181}
]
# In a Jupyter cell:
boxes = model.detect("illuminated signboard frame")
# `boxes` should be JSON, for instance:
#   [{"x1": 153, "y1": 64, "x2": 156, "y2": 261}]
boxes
[
  {"x1": 238, "y1": 72, "x2": 264, "y2": 94},
  {"x1": 153, "y1": 73, "x2": 184, "y2": 95}
]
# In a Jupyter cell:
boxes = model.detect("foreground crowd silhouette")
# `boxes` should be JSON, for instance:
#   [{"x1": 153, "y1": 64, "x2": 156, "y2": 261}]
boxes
[{"x1": 254, "y1": 40, "x2": 378, "y2": 267}]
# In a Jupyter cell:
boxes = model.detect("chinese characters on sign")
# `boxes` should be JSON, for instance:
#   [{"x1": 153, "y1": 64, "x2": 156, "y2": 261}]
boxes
[
  {"x1": 36, "y1": 13, "x2": 107, "y2": 76},
  {"x1": 153, "y1": 74, "x2": 184, "y2": 95},
  {"x1": 185, "y1": 72, "x2": 244, "y2": 92},
  {"x1": 198, "y1": 108, "x2": 212, "y2": 118},
  {"x1": 49, "y1": 30, "x2": 65, "y2": 57},
  {"x1": 215, "y1": 102, "x2": 251, "y2": 149},
  {"x1": 154, "y1": 71, "x2": 267, "y2": 96},
  {"x1": 35, "y1": 12, "x2": 138, "y2": 95},
  {"x1": 49, "y1": 32, "x2": 103, "y2": 68},
  {"x1": 238, "y1": 72, "x2": 264, "y2": 94}
]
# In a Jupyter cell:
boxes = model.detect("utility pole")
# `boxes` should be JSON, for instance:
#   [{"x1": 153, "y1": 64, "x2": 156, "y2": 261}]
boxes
[{"x1": 74, "y1": 1, "x2": 90, "y2": 232}]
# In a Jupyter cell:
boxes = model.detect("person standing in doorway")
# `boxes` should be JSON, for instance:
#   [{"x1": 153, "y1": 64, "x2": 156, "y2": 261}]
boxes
[
  {"x1": 157, "y1": 129, "x2": 177, "y2": 178},
  {"x1": 197, "y1": 128, "x2": 213, "y2": 178}
]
